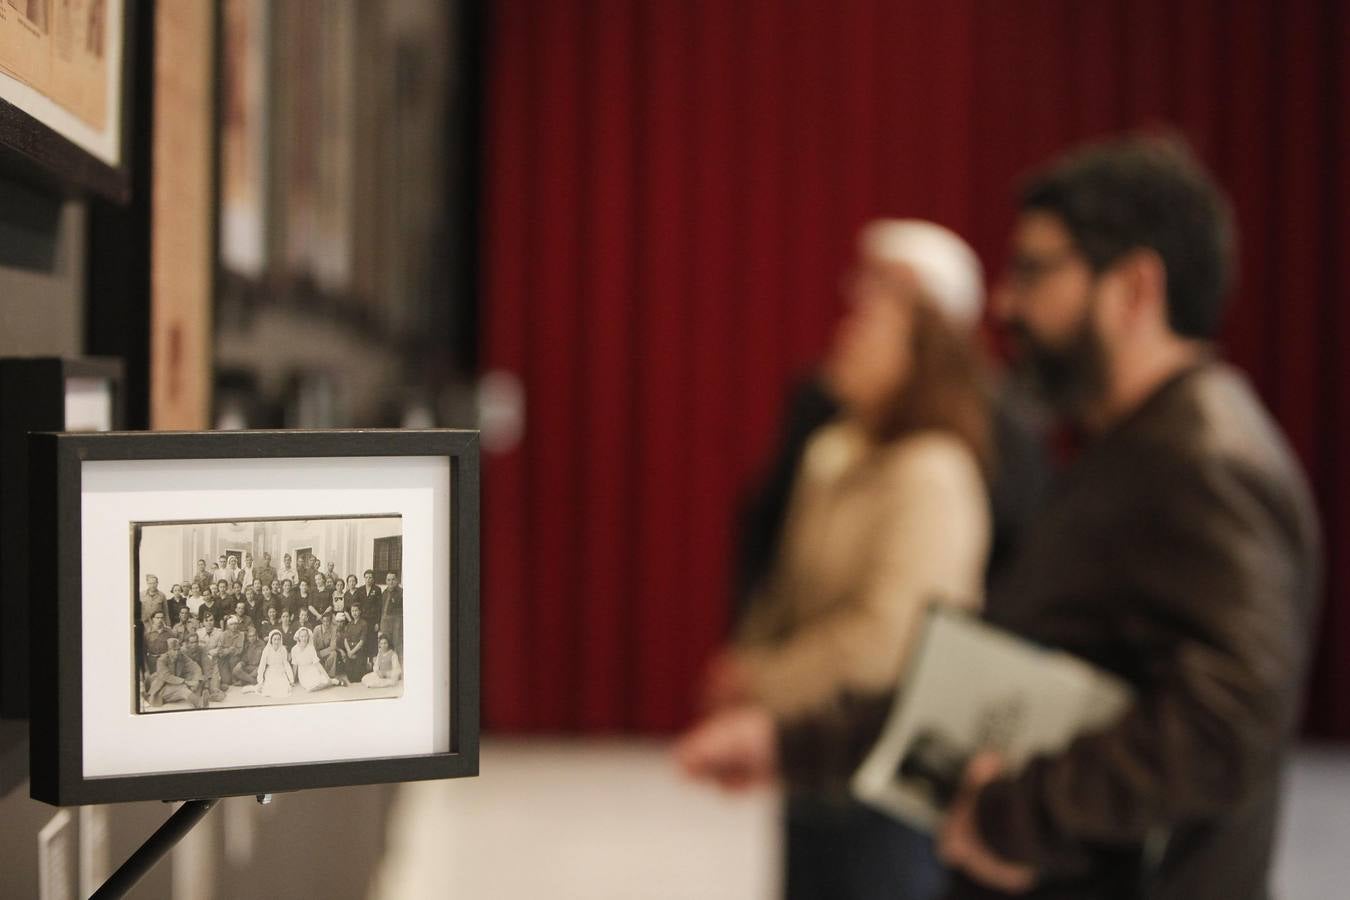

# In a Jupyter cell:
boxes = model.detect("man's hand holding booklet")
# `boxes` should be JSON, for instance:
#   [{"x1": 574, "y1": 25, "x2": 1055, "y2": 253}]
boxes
[{"x1": 852, "y1": 604, "x2": 1134, "y2": 833}]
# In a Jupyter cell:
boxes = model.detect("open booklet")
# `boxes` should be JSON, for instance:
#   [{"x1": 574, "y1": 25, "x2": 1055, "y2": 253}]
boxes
[{"x1": 851, "y1": 604, "x2": 1133, "y2": 833}]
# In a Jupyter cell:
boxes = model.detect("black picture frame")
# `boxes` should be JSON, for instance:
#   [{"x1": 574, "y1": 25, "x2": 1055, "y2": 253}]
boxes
[
  {"x1": 0, "y1": 0, "x2": 138, "y2": 203},
  {"x1": 27, "y1": 428, "x2": 480, "y2": 806},
  {"x1": 0, "y1": 356, "x2": 125, "y2": 719}
]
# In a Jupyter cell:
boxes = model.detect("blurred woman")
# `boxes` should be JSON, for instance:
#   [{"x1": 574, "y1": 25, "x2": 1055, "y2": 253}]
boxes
[
  {"x1": 678, "y1": 220, "x2": 993, "y2": 900},
  {"x1": 361, "y1": 634, "x2": 402, "y2": 688}
]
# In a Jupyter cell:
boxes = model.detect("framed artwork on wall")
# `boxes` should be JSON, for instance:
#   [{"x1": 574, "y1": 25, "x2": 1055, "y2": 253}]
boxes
[
  {"x1": 0, "y1": 0, "x2": 134, "y2": 201},
  {"x1": 26, "y1": 428, "x2": 479, "y2": 806}
]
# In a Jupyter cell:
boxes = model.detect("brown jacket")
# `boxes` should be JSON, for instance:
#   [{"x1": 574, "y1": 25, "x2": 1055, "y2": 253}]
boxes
[{"x1": 958, "y1": 362, "x2": 1320, "y2": 900}]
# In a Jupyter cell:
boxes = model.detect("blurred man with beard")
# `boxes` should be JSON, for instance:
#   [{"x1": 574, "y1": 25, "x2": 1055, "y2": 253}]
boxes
[{"x1": 937, "y1": 137, "x2": 1320, "y2": 900}]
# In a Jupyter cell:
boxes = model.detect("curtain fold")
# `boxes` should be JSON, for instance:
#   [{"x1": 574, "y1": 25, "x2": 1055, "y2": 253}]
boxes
[{"x1": 481, "y1": 0, "x2": 1350, "y2": 736}]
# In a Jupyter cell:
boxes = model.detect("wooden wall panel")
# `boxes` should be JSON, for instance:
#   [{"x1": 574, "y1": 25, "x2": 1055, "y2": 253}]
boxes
[{"x1": 150, "y1": 0, "x2": 213, "y2": 429}]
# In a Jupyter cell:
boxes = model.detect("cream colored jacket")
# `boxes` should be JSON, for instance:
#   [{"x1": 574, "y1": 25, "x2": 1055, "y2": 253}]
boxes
[{"x1": 737, "y1": 423, "x2": 990, "y2": 721}]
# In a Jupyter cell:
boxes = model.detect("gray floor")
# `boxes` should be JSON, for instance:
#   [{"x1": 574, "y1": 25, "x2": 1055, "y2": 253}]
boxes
[
  {"x1": 372, "y1": 739, "x2": 1350, "y2": 899},
  {"x1": 372, "y1": 738, "x2": 779, "y2": 900}
]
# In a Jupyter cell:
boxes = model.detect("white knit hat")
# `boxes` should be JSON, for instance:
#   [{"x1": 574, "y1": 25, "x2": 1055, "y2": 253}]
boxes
[{"x1": 859, "y1": 219, "x2": 985, "y2": 328}]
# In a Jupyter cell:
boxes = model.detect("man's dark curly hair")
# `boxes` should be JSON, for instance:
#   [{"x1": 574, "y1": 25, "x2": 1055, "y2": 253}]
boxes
[{"x1": 1019, "y1": 135, "x2": 1237, "y2": 339}]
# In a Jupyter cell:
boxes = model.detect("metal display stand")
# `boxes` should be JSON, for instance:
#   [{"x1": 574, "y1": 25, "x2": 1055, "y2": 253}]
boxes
[{"x1": 89, "y1": 795, "x2": 273, "y2": 899}]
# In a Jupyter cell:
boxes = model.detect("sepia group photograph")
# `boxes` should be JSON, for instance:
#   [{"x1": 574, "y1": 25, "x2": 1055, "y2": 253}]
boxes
[{"x1": 134, "y1": 514, "x2": 406, "y2": 714}]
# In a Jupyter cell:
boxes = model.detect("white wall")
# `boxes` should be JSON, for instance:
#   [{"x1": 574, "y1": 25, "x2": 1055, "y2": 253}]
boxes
[
  {"x1": 135, "y1": 516, "x2": 403, "y2": 589},
  {"x1": 137, "y1": 525, "x2": 184, "y2": 592},
  {"x1": 268, "y1": 516, "x2": 401, "y2": 581}
]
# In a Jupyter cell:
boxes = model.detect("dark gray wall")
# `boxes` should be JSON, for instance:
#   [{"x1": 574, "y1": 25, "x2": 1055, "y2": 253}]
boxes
[{"x1": 0, "y1": 180, "x2": 84, "y2": 358}]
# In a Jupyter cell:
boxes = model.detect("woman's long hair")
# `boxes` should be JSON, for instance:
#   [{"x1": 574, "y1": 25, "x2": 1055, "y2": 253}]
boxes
[{"x1": 872, "y1": 297, "x2": 993, "y2": 478}]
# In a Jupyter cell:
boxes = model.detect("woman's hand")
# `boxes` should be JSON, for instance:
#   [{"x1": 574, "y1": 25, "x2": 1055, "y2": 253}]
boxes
[
  {"x1": 700, "y1": 651, "x2": 753, "y2": 711},
  {"x1": 674, "y1": 705, "x2": 778, "y2": 792}
]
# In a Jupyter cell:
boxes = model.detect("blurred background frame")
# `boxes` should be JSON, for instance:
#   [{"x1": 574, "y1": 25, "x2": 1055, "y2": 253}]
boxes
[{"x1": 211, "y1": 0, "x2": 482, "y2": 432}]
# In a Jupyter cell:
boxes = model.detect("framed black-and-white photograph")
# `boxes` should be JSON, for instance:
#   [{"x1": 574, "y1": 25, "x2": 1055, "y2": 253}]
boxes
[
  {"x1": 27, "y1": 429, "x2": 479, "y2": 806},
  {"x1": 134, "y1": 513, "x2": 408, "y2": 715}
]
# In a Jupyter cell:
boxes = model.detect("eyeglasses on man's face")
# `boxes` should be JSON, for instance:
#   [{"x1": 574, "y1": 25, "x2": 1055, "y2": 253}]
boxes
[{"x1": 1005, "y1": 248, "x2": 1082, "y2": 289}]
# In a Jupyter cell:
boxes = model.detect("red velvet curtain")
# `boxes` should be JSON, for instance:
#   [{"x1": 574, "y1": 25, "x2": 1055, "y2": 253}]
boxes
[{"x1": 481, "y1": 0, "x2": 1350, "y2": 736}]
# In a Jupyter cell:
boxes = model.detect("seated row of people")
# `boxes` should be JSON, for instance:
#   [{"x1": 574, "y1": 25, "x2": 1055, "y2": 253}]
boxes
[
  {"x1": 247, "y1": 627, "x2": 403, "y2": 697},
  {"x1": 142, "y1": 604, "x2": 402, "y2": 707}
]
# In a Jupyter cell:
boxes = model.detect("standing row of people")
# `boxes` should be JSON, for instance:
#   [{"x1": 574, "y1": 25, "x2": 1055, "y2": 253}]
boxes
[{"x1": 141, "y1": 567, "x2": 402, "y2": 649}]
